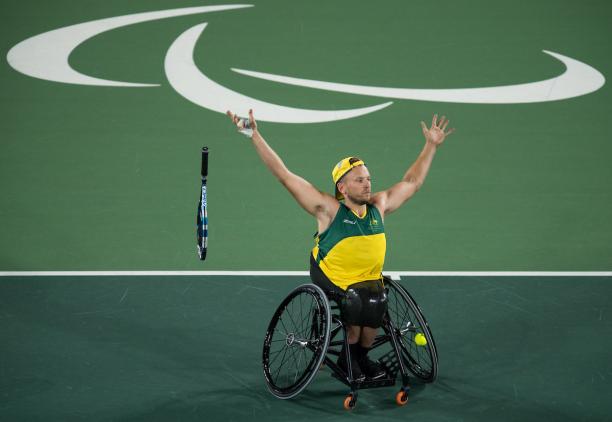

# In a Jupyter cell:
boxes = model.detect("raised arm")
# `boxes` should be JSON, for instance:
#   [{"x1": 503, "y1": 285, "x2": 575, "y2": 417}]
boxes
[
  {"x1": 372, "y1": 114, "x2": 455, "y2": 215},
  {"x1": 226, "y1": 110, "x2": 338, "y2": 220}
]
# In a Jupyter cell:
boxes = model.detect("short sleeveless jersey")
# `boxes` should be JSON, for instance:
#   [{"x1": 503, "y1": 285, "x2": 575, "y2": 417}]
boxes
[{"x1": 312, "y1": 203, "x2": 386, "y2": 290}]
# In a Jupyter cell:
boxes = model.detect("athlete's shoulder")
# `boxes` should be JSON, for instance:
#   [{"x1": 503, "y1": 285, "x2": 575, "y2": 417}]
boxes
[
  {"x1": 368, "y1": 200, "x2": 385, "y2": 219},
  {"x1": 314, "y1": 194, "x2": 341, "y2": 235},
  {"x1": 323, "y1": 195, "x2": 341, "y2": 214}
]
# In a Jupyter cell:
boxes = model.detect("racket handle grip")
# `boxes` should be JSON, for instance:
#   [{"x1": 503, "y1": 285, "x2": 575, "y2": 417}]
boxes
[{"x1": 201, "y1": 147, "x2": 209, "y2": 178}]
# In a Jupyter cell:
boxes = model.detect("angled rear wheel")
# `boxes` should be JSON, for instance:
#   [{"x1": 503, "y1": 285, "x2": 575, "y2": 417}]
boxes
[
  {"x1": 262, "y1": 284, "x2": 331, "y2": 398},
  {"x1": 385, "y1": 278, "x2": 438, "y2": 382}
]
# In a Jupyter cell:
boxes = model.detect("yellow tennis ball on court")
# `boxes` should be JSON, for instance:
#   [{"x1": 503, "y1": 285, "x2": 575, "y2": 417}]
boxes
[{"x1": 414, "y1": 333, "x2": 427, "y2": 346}]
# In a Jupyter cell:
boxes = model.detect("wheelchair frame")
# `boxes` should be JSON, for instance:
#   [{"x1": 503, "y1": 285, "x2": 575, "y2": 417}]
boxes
[{"x1": 262, "y1": 278, "x2": 438, "y2": 409}]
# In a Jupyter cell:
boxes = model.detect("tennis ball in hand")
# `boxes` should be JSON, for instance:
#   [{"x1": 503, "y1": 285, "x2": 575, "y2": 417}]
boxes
[{"x1": 414, "y1": 333, "x2": 427, "y2": 346}]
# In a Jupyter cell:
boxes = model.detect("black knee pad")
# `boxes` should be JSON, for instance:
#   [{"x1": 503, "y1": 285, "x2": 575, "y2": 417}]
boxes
[{"x1": 340, "y1": 279, "x2": 388, "y2": 328}]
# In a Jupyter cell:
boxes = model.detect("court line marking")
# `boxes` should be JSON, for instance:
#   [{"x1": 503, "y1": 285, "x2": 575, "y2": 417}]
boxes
[{"x1": 1, "y1": 271, "x2": 611, "y2": 280}]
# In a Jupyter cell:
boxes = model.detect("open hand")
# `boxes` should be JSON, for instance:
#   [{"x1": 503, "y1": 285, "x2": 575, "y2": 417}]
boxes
[
  {"x1": 420, "y1": 114, "x2": 455, "y2": 146},
  {"x1": 226, "y1": 109, "x2": 257, "y2": 133}
]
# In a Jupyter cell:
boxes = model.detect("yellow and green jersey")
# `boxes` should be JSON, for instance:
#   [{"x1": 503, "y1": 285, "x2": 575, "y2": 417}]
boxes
[{"x1": 312, "y1": 203, "x2": 386, "y2": 290}]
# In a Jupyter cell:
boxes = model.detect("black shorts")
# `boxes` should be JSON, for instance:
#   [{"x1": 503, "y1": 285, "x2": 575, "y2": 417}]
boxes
[{"x1": 309, "y1": 254, "x2": 388, "y2": 328}]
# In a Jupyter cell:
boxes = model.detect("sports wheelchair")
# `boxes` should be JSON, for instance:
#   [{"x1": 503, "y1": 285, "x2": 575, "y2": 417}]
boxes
[{"x1": 262, "y1": 277, "x2": 438, "y2": 409}]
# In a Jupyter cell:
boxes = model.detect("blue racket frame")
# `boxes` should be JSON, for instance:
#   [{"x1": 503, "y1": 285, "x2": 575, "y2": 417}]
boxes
[{"x1": 197, "y1": 147, "x2": 208, "y2": 260}]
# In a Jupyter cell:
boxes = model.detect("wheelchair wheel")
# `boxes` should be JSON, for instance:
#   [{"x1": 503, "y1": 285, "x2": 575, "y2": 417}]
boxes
[
  {"x1": 385, "y1": 278, "x2": 438, "y2": 382},
  {"x1": 262, "y1": 284, "x2": 331, "y2": 399}
]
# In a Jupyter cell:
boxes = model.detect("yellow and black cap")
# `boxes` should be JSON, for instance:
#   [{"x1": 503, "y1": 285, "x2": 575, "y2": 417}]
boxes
[{"x1": 332, "y1": 157, "x2": 365, "y2": 200}]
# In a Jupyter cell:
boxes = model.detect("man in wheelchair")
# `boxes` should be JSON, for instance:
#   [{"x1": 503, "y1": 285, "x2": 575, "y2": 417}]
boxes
[
  {"x1": 227, "y1": 108, "x2": 453, "y2": 383},
  {"x1": 310, "y1": 251, "x2": 389, "y2": 382}
]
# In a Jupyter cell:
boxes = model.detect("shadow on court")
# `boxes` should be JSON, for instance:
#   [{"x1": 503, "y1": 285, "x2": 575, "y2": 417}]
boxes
[{"x1": 1, "y1": 275, "x2": 611, "y2": 421}]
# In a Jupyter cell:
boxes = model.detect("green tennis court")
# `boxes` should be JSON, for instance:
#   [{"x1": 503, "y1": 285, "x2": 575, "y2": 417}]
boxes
[
  {"x1": 2, "y1": 0, "x2": 611, "y2": 420},
  {"x1": 2, "y1": 274, "x2": 611, "y2": 420}
]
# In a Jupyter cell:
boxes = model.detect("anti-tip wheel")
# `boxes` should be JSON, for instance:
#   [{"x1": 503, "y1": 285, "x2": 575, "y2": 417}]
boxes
[
  {"x1": 343, "y1": 394, "x2": 356, "y2": 410},
  {"x1": 395, "y1": 390, "x2": 409, "y2": 406}
]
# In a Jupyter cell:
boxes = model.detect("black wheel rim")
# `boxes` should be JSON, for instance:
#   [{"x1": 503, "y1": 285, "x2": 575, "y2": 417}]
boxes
[{"x1": 262, "y1": 285, "x2": 330, "y2": 398}]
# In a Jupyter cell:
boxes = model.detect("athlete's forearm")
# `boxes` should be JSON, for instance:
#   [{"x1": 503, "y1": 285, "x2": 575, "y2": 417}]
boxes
[
  {"x1": 251, "y1": 129, "x2": 291, "y2": 182},
  {"x1": 402, "y1": 141, "x2": 437, "y2": 190}
]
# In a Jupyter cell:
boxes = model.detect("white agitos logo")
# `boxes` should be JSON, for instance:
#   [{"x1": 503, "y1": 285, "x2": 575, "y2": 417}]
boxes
[{"x1": 6, "y1": 4, "x2": 606, "y2": 123}]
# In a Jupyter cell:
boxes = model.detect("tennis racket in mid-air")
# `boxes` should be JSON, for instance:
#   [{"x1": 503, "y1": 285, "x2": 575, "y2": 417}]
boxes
[{"x1": 196, "y1": 147, "x2": 209, "y2": 260}]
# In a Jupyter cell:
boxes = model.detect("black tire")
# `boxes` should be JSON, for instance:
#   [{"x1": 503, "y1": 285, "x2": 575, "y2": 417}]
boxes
[
  {"x1": 385, "y1": 278, "x2": 438, "y2": 382},
  {"x1": 262, "y1": 284, "x2": 331, "y2": 398}
]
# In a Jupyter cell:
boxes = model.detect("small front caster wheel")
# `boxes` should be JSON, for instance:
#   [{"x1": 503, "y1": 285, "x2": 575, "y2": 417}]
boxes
[
  {"x1": 343, "y1": 394, "x2": 357, "y2": 410},
  {"x1": 395, "y1": 390, "x2": 409, "y2": 406}
]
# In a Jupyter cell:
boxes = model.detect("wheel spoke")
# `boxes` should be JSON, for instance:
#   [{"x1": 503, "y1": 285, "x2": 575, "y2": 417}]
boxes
[
  {"x1": 301, "y1": 307, "x2": 316, "y2": 339},
  {"x1": 267, "y1": 344, "x2": 286, "y2": 367},
  {"x1": 294, "y1": 347, "x2": 304, "y2": 384},
  {"x1": 278, "y1": 316, "x2": 290, "y2": 337},
  {"x1": 288, "y1": 295, "x2": 304, "y2": 335},
  {"x1": 273, "y1": 345, "x2": 289, "y2": 381}
]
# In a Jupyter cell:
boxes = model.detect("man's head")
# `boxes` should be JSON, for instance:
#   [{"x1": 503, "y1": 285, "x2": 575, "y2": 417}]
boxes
[{"x1": 332, "y1": 157, "x2": 371, "y2": 204}]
